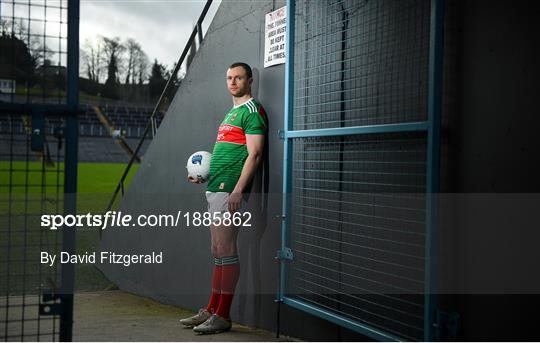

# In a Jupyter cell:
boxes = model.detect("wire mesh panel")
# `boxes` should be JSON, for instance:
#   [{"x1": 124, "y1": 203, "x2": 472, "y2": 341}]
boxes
[
  {"x1": 288, "y1": 133, "x2": 427, "y2": 340},
  {"x1": 293, "y1": 0, "x2": 430, "y2": 130},
  {"x1": 0, "y1": 0, "x2": 68, "y2": 104},
  {"x1": 0, "y1": 113, "x2": 65, "y2": 341},
  {"x1": 283, "y1": 0, "x2": 434, "y2": 340},
  {"x1": 1, "y1": 0, "x2": 75, "y2": 341}
]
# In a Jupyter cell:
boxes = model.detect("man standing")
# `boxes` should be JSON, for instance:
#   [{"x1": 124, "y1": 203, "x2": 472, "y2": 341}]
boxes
[{"x1": 181, "y1": 62, "x2": 267, "y2": 334}]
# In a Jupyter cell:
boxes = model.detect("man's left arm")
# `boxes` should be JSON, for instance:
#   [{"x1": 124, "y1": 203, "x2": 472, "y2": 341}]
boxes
[{"x1": 229, "y1": 134, "x2": 265, "y2": 213}]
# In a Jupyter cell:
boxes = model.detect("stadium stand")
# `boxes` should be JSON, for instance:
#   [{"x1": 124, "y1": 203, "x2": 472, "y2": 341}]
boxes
[{"x1": 0, "y1": 102, "x2": 161, "y2": 163}]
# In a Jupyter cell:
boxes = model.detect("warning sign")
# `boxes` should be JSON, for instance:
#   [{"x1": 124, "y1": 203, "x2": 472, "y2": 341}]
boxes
[{"x1": 264, "y1": 6, "x2": 286, "y2": 68}]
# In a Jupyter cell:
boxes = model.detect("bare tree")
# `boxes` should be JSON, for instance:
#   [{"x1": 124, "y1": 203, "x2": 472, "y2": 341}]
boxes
[
  {"x1": 14, "y1": 18, "x2": 28, "y2": 39},
  {"x1": 30, "y1": 43, "x2": 54, "y2": 70},
  {"x1": 135, "y1": 48, "x2": 149, "y2": 85},
  {"x1": 100, "y1": 36, "x2": 125, "y2": 99},
  {"x1": 124, "y1": 38, "x2": 142, "y2": 84},
  {"x1": 0, "y1": 19, "x2": 11, "y2": 35},
  {"x1": 101, "y1": 36, "x2": 125, "y2": 83},
  {"x1": 81, "y1": 38, "x2": 104, "y2": 82},
  {"x1": 2, "y1": 18, "x2": 49, "y2": 68}
]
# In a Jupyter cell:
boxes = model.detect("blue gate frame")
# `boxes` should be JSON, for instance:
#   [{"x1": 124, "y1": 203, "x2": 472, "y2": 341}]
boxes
[{"x1": 278, "y1": 0, "x2": 444, "y2": 340}]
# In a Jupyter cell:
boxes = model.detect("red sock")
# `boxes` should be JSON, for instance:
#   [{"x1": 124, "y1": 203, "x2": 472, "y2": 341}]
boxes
[
  {"x1": 206, "y1": 264, "x2": 222, "y2": 313},
  {"x1": 216, "y1": 257, "x2": 240, "y2": 319}
]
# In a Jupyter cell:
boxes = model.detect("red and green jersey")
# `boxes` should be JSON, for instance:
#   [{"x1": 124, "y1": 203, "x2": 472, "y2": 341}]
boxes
[{"x1": 207, "y1": 98, "x2": 267, "y2": 193}]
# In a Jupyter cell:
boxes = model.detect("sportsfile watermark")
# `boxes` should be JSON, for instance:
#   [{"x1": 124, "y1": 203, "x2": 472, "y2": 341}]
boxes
[{"x1": 40, "y1": 210, "x2": 252, "y2": 230}]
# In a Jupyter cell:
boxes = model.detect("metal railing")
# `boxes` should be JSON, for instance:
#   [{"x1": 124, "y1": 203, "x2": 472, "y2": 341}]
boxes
[{"x1": 106, "y1": 0, "x2": 214, "y2": 211}]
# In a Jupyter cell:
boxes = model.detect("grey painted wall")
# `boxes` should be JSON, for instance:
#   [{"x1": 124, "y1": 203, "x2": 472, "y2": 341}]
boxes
[{"x1": 97, "y1": 0, "x2": 356, "y2": 340}]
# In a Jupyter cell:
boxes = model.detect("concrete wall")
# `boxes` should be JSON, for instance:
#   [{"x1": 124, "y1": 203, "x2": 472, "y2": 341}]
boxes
[{"x1": 99, "y1": 0, "x2": 362, "y2": 340}]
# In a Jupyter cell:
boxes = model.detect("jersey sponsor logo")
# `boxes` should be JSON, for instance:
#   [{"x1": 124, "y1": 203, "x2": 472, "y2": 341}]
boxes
[{"x1": 216, "y1": 124, "x2": 246, "y2": 144}]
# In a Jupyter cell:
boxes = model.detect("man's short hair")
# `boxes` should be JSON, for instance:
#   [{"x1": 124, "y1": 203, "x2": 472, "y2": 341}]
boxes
[{"x1": 229, "y1": 62, "x2": 252, "y2": 79}]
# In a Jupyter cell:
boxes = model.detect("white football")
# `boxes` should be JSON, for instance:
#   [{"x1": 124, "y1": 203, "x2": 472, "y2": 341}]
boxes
[{"x1": 186, "y1": 151, "x2": 212, "y2": 181}]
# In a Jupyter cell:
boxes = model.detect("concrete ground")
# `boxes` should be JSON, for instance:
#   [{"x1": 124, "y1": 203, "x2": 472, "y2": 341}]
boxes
[{"x1": 74, "y1": 291, "x2": 294, "y2": 342}]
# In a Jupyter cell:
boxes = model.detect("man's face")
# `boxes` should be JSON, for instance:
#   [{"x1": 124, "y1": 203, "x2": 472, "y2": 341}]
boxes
[{"x1": 226, "y1": 66, "x2": 251, "y2": 97}]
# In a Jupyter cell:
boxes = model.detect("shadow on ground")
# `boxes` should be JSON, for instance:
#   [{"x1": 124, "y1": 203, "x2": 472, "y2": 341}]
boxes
[{"x1": 74, "y1": 291, "x2": 295, "y2": 342}]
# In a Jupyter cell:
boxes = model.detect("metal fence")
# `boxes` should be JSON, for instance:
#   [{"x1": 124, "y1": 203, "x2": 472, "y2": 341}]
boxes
[
  {"x1": 0, "y1": 0, "x2": 79, "y2": 341},
  {"x1": 0, "y1": 0, "x2": 69, "y2": 105},
  {"x1": 0, "y1": 114, "x2": 66, "y2": 341},
  {"x1": 279, "y1": 0, "x2": 443, "y2": 340}
]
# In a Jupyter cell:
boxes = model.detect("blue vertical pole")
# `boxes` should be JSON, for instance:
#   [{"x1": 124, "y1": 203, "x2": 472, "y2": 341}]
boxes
[
  {"x1": 61, "y1": 0, "x2": 79, "y2": 341},
  {"x1": 425, "y1": 0, "x2": 444, "y2": 340},
  {"x1": 280, "y1": 0, "x2": 295, "y2": 301}
]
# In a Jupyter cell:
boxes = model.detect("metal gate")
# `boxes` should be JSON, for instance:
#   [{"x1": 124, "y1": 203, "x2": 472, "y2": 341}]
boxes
[
  {"x1": 0, "y1": 0, "x2": 79, "y2": 341},
  {"x1": 278, "y1": 0, "x2": 443, "y2": 340}
]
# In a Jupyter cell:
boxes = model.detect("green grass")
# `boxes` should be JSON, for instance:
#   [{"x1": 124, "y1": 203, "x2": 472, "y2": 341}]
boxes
[
  {"x1": 78, "y1": 162, "x2": 139, "y2": 193},
  {"x1": 0, "y1": 161, "x2": 138, "y2": 194},
  {"x1": 77, "y1": 162, "x2": 139, "y2": 213},
  {"x1": 1, "y1": 161, "x2": 140, "y2": 292}
]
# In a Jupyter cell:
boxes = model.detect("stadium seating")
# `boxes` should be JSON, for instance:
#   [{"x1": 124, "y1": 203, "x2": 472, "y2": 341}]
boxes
[{"x1": 0, "y1": 102, "x2": 160, "y2": 163}]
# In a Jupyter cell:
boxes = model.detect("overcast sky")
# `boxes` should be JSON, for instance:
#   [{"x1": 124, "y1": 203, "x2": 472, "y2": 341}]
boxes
[{"x1": 80, "y1": 0, "x2": 222, "y2": 68}]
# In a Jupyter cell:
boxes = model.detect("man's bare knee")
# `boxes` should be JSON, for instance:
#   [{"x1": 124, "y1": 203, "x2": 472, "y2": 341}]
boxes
[{"x1": 215, "y1": 244, "x2": 235, "y2": 257}]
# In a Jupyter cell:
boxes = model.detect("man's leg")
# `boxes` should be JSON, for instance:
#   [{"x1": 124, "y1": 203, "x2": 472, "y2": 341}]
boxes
[
  {"x1": 205, "y1": 257, "x2": 222, "y2": 313},
  {"x1": 210, "y1": 223, "x2": 240, "y2": 320}
]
